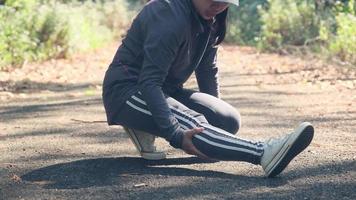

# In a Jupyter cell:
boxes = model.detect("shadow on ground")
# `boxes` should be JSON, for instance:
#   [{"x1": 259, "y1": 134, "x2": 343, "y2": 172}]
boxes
[
  {"x1": 21, "y1": 157, "x2": 355, "y2": 199},
  {"x1": 0, "y1": 80, "x2": 100, "y2": 93},
  {"x1": 21, "y1": 157, "x2": 242, "y2": 189},
  {"x1": 0, "y1": 97, "x2": 102, "y2": 122}
]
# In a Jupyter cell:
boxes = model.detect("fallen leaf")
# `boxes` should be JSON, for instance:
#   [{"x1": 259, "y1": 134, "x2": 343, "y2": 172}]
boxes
[
  {"x1": 32, "y1": 180, "x2": 54, "y2": 186},
  {"x1": 134, "y1": 183, "x2": 147, "y2": 188},
  {"x1": 10, "y1": 174, "x2": 22, "y2": 183}
]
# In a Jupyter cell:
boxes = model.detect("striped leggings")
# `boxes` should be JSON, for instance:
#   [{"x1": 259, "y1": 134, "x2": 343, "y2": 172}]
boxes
[{"x1": 116, "y1": 89, "x2": 264, "y2": 165}]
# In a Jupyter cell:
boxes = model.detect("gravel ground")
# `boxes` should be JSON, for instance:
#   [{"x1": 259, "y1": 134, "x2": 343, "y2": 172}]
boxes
[{"x1": 0, "y1": 44, "x2": 355, "y2": 200}]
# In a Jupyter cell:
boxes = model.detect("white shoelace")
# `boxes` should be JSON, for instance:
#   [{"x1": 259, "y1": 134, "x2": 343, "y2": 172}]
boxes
[{"x1": 265, "y1": 132, "x2": 292, "y2": 148}]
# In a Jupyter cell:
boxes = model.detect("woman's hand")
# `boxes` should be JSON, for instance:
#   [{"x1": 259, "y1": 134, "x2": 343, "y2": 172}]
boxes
[{"x1": 181, "y1": 127, "x2": 211, "y2": 160}]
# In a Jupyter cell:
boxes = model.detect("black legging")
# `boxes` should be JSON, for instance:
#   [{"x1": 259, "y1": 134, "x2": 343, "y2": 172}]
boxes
[{"x1": 115, "y1": 89, "x2": 264, "y2": 164}]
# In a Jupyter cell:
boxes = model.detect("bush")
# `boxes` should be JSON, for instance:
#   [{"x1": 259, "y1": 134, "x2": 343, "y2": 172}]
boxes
[
  {"x1": 0, "y1": 0, "x2": 38, "y2": 68},
  {"x1": 258, "y1": 0, "x2": 319, "y2": 51},
  {"x1": 99, "y1": 0, "x2": 133, "y2": 38},
  {"x1": 225, "y1": 0, "x2": 267, "y2": 45},
  {"x1": 59, "y1": 2, "x2": 113, "y2": 53},
  {"x1": 329, "y1": 12, "x2": 356, "y2": 64},
  {"x1": 0, "y1": 0, "x2": 133, "y2": 70},
  {"x1": 225, "y1": 0, "x2": 356, "y2": 65}
]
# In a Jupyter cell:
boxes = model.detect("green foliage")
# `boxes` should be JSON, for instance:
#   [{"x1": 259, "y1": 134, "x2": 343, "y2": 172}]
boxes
[
  {"x1": 99, "y1": 0, "x2": 133, "y2": 38},
  {"x1": 0, "y1": 0, "x2": 133, "y2": 70},
  {"x1": 225, "y1": 0, "x2": 356, "y2": 65},
  {"x1": 258, "y1": 0, "x2": 319, "y2": 50},
  {"x1": 2, "y1": 0, "x2": 355, "y2": 68},
  {"x1": 58, "y1": 2, "x2": 113, "y2": 52},
  {"x1": 0, "y1": 1, "x2": 38, "y2": 68},
  {"x1": 225, "y1": 0, "x2": 267, "y2": 45},
  {"x1": 329, "y1": 2, "x2": 356, "y2": 64}
]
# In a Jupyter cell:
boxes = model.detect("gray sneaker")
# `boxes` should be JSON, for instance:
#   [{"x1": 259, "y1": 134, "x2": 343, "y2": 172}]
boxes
[
  {"x1": 123, "y1": 127, "x2": 166, "y2": 160},
  {"x1": 261, "y1": 122, "x2": 314, "y2": 178}
]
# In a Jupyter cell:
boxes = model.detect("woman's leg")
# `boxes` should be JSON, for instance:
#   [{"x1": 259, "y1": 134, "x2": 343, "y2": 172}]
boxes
[
  {"x1": 115, "y1": 91, "x2": 314, "y2": 177},
  {"x1": 117, "y1": 91, "x2": 264, "y2": 164},
  {"x1": 172, "y1": 89, "x2": 241, "y2": 134}
]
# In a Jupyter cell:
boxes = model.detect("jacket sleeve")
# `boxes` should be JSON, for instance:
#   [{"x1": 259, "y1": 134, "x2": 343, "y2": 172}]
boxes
[
  {"x1": 137, "y1": 4, "x2": 185, "y2": 148},
  {"x1": 195, "y1": 44, "x2": 220, "y2": 98}
]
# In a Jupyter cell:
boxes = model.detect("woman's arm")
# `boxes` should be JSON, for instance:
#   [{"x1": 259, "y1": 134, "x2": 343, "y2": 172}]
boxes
[
  {"x1": 195, "y1": 44, "x2": 220, "y2": 98},
  {"x1": 138, "y1": 2, "x2": 186, "y2": 148}
]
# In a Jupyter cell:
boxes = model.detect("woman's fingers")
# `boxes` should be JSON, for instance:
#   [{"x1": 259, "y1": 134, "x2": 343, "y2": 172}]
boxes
[
  {"x1": 185, "y1": 127, "x2": 204, "y2": 138},
  {"x1": 182, "y1": 127, "x2": 211, "y2": 160}
]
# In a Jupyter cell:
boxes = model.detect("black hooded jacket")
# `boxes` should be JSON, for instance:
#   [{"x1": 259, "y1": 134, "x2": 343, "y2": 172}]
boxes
[{"x1": 103, "y1": 0, "x2": 220, "y2": 148}]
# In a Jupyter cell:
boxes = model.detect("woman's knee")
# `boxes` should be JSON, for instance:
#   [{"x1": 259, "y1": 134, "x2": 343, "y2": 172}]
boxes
[
  {"x1": 219, "y1": 110, "x2": 241, "y2": 134},
  {"x1": 174, "y1": 91, "x2": 241, "y2": 134},
  {"x1": 203, "y1": 107, "x2": 241, "y2": 134}
]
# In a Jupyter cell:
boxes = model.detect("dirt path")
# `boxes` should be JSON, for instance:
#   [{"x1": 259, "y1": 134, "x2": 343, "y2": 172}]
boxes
[{"x1": 0, "y1": 44, "x2": 355, "y2": 200}]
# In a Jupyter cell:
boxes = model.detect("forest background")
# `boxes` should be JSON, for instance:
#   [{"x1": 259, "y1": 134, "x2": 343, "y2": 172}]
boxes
[{"x1": 0, "y1": 0, "x2": 355, "y2": 70}]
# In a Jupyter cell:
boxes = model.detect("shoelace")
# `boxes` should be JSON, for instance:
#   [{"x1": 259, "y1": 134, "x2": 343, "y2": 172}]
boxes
[{"x1": 265, "y1": 132, "x2": 292, "y2": 147}]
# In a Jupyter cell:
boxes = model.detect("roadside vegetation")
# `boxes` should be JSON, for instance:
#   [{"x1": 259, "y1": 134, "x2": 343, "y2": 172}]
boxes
[
  {"x1": 0, "y1": 0, "x2": 355, "y2": 70},
  {"x1": 0, "y1": 0, "x2": 136, "y2": 70},
  {"x1": 226, "y1": 0, "x2": 356, "y2": 66}
]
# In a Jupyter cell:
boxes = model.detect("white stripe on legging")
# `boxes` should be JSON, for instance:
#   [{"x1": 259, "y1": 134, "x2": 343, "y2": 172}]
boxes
[
  {"x1": 169, "y1": 104, "x2": 261, "y2": 150},
  {"x1": 132, "y1": 95, "x2": 146, "y2": 105},
  {"x1": 126, "y1": 100, "x2": 152, "y2": 115},
  {"x1": 132, "y1": 94, "x2": 262, "y2": 152},
  {"x1": 171, "y1": 106, "x2": 253, "y2": 145},
  {"x1": 168, "y1": 120, "x2": 262, "y2": 156},
  {"x1": 172, "y1": 111, "x2": 261, "y2": 156},
  {"x1": 129, "y1": 94, "x2": 262, "y2": 156},
  {"x1": 132, "y1": 92, "x2": 250, "y2": 144},
  {"x1": 194, "y1": 134, "x2": 259, "y2": 153}
]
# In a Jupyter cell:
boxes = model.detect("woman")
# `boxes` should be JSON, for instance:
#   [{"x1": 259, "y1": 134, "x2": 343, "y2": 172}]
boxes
[{"x1": 102, "y1": 0, "x2": 314, "y2": 178}]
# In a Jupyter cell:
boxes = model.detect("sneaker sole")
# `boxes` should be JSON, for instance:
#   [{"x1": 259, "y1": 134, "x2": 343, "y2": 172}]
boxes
[
  {"x1": 265, "y1": 122, "x2": 314, "y2": 178},
  {"x1": 124, "y1": 127, "x2": 166, "y2": 160},
  {"x1": 124, "y1": 127, "x2": 143, "y2": 152},
  {"x1": 141, "y1": 152, "x2": 167, "y2": 160}
]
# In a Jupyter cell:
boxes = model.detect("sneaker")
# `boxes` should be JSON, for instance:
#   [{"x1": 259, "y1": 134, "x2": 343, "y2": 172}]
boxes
[
  {"x1": 123, "y1": 127, "x2": 166, "y2": 160},
  {"x1": 261, "y1": 122, "x2": 314, "y2": 178}
]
